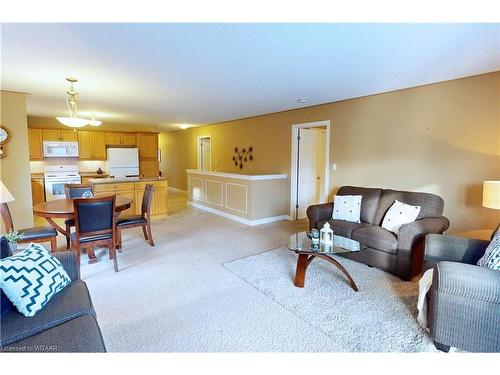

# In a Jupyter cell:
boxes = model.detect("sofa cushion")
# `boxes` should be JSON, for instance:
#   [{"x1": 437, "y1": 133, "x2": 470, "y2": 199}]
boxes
[
  {"x1": 317, "y1": 219, "x2": 372, "y2": 238},
  {"x1": 373, "y1": 189, "x2": 444, "y2": 225},
  {"x1": 0, "y1": 280, "x2": 95, "y2": 346},
  {"x1": 332, "y1": 195, "x2": 362, "y2": 223},
  {"x1": 1, "y1": 314, "x2": 106, "y2": 353},
  {"x1": 351, "y1": 226, "x2": 399, "y2": 254},
  {"x1": 337, "y1": 186, "x2": 382, "y2": 225}
]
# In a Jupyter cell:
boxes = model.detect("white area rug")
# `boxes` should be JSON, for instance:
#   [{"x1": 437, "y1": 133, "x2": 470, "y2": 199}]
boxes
[{"x1": 223, "y1": 248, "x2": 438, "y2": 352}]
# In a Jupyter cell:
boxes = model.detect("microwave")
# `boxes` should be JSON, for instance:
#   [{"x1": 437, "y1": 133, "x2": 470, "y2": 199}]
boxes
[{"x1": 43, "y1": 141, "x2": 79, "y2": 158}]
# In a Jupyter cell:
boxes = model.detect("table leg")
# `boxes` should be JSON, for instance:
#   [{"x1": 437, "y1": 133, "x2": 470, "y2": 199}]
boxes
[
  {"x1": 44, "y1": 217, "x2": 69, "y2": 237},
  {"x1": 315, "y1": 254, "x2": 359, "y2": 292},
  {"x1": 294, "y1": 254, "x2": 311, "y2": 287}
]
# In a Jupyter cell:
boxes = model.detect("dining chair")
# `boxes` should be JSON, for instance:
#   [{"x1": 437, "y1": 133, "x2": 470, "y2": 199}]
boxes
[
  {"x1": 116, "y1": 184, "x2": 154, "y2": 249},
  {"x1": 71, "y1": 195, "x2": 118, "y2": 272},
  {"x1": 64, "y1": 183, "x2": 94, "y2": 250},
  {"x1": 0, "y1": 202, "x2": 58, "y2": 251}
]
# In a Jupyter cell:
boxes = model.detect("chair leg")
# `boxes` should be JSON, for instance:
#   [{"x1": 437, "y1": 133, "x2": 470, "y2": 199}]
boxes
[
  {"x1": 111, "y1": 243, "x2": 118, "y2": 272},
  {"x1": 50, "y1": 236, "x2": 58, "y2": 252},
  {"x1": 75, "y1": 243, "x2": 81, "y2": 271},
  {"x1": 434, "y1": 341, "x2": 450, "y2": 353},
  {"x1": 65, "y1": 224, "x2": 71, "y2": 250},
  {"x1": 142, "y1": 225, "x2": 148, "y2": 240},
  {"x1": 146, "y1": 221, "x2": 154, "y2": 246},
  {"x1": 117, "y1": 228, "x2": 123, "y2": 253}
]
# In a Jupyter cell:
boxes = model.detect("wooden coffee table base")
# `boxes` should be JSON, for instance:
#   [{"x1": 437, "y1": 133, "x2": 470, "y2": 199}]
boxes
[{"x1": 293, "y1": 253, "x2": 359, "y2": 291}]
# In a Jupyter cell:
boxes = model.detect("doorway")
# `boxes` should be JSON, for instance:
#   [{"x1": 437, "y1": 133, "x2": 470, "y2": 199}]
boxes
[
  {"x1": 197, "y1": 135, "x2": 212, "y2": 171},
  {"x1": 290, "y1": 121, "x2": 330, "y2": 220}
]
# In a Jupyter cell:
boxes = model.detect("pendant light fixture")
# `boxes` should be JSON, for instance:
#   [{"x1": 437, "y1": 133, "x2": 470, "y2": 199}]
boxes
[{"x1": 56, "y1": 77, "x2": 101, "y2": 128}]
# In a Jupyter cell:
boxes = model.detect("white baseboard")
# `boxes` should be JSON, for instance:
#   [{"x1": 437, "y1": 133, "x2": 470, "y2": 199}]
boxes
[
  {"x1": 188, "y1": 201, "x2": 289, "y2": 226},
  {"x1": 168, "y1": 187, "x2": 187, "y2": 193}
]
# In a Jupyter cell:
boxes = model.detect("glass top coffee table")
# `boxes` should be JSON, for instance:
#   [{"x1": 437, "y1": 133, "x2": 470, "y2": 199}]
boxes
[{"x1": 287, "y1": 232, "x2": 367, "y2": 291}]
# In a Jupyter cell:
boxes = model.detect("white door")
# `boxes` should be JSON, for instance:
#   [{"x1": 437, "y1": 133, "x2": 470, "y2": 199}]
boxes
[
  {"x1": 199, "y1": 137, "x2": 211, "y2": 171},
  {"x1": 296, "y1": 128, "x2": 327, "y2": 219}
]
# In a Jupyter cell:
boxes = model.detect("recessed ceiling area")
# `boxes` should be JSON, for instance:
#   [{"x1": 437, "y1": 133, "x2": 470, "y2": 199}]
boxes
[{"x1": 1, "y1": 23, "x2": 499, "y2": 131}]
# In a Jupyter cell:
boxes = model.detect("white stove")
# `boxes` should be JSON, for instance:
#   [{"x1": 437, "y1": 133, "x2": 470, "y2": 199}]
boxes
[{"x1": 44, "y1": 165, "x2": 81, "y2": 201}]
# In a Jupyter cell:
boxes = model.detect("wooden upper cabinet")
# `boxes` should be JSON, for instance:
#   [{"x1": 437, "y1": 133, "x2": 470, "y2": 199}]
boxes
[
  {"x1": 42, "y1": 129, "x2": 77, "y2": 141},
  {"x1": 78, "y1": 131, "x2": 106, "y2": 160},
  {"x1": 92, "y1": 132, "x2": 106, "y2": 160},
  {"x1": 136, "y1": 133, "x2": 158, "y2": 160},
  {"x1": 105, "y1": 132, "x2": 136, "y2": 146},
  {"x1": 59, "y1": 130, "x2": 78, "y2": 141},
  {"x1": 28, "y1": 129, "x2": 43, "y2": 160},
  {"x1": 121, "y1": 133, "x2": 136, "y2": 146},
  {"x1": 105, "y1": 132, "x2": 121, "y2": 145},
  {"x1": 42, "y1": 129, "x2": 61, "y2": 141},
  {"x1": 77, "y1": 131, "x2": 93, "y2": 159}
]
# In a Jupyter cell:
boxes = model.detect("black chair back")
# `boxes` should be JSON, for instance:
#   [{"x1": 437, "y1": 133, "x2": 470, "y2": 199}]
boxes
[
  {"x1": 141, "y1": 184, "x2": 154, "y2": 218},
  {"x1": 73, "y1": 195, "x2": 116, "y2": 238},
  {"x1": 65, "y1": 183, "x2": 94, "y2": 199}
]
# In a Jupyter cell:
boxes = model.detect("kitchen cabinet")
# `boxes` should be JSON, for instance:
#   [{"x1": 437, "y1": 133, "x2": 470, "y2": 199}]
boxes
[
  {"x1": 134, "y1": 180, "x2": 168, "y2": 215},
  {"x1": 92, "y1": 132, "x2": 106, "y2": 159},
  {"x1": 139, "y1": 160, "x2": 159, "y2": 178},
  {"x1": 93, "y1": 182, "x2": 136, "y2": 217},
  {"x1": 105, "y1": 132, "x2": 136, "y2": 146},
  {"x1": 78, "y1": 131, "x2": 106, "y2": 160},
  {"x1": 42, "y1": 129, "x2": 78, "y2": 142},
  {"x1": 31, "y1": 178, "x2": 45, "y2": 206},
  {"x1": 92, "y1": 180, "x2": 167, "y2": 216},
  {"x1": 136, "y1": 133, "x2": 158, "y2": 160},
  {"x1": 28, "y1": 129, "x2": 43, "y2": 160}
]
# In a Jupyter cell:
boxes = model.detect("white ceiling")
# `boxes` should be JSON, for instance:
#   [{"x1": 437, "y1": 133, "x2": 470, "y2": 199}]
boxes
[{"x1": 1, "y1": 23, "x2": 499, "y2": 131}]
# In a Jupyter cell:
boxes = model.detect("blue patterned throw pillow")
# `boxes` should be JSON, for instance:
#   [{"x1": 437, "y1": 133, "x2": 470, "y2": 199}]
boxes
[
  {"x1": 477, "y1": 230, "x2": 500, "y2": 271},
  {"x1": 0, "y1": 243, "x2": 71, "y2": 317}
]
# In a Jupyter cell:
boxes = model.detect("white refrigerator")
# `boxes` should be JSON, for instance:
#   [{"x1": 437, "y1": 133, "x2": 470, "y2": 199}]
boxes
[{"x1": 106, "y1": 148, "x2": 140, "y2": 178}]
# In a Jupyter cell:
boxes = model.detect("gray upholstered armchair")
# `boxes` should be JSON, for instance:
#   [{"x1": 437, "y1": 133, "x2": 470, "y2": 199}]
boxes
[{"x1": 424, "y1": 233, "x2": 500, "y2": 353}]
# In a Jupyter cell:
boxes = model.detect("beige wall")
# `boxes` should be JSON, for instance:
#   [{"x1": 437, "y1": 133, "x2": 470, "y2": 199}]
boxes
[
  {"x1": 162, "y1": 72, "x2": 500, "y2": 232},
  {"x1": 0, "y1": 91, "x2": 34, "y2": 230}
]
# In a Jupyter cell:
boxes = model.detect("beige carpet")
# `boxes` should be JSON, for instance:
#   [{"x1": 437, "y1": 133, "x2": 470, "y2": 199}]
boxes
[{"x1": 71, "y1": 189, "x2": 434, "y2": 352}]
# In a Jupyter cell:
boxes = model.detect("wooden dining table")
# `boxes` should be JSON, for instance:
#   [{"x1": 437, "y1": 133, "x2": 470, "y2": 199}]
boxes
[{"x1": 33, "y1": 196, "x2": 132, "y2": 262}]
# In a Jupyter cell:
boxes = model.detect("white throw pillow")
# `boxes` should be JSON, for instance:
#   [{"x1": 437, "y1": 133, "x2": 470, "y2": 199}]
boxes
[
  {"x1": 332, "y1": 195, "x2": 362, "y2": 223},
  {"x1": 381, "y1": 200, "x2": 421, "y2": 235},
  {"x1": 477, "y1": 231, "x2": 500, "y2": 271}
]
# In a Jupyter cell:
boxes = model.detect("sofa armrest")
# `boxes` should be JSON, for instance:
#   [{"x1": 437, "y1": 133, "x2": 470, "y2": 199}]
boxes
[
  {"x1": 53, "y1": 251, "x2": 79, "y2": 281},
  {"x1": 397, "y1": 217, "x2": 450, "y2": 256},
  {"x1": 425, "y1": 234, "x2": 489, "y2": 265},
  {"x1": 306, "y1": 203, "x2": 333, "y2": 230},
  {"x1": 428, "y1": 261, "x2": 500, "y2": 352},
  {"x1": 433, "y1": 261, "x2": 500, "y2": 304}
]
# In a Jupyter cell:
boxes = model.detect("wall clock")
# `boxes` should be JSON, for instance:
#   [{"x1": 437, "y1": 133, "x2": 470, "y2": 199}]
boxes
[{"x1": 0, "y1": 125, "x2": 12, "y2": 159}]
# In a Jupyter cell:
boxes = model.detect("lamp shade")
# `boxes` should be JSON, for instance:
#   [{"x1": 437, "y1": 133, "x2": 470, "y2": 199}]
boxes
[
  {"x1": 482, "y1": 181, "x2": 500, "y2": 209},
  {"x1": 0, "y1": 181, "x2": 15, "y2": 203}
]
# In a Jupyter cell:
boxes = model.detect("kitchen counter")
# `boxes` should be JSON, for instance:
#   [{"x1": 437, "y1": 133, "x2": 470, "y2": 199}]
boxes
[
  {"x1": 89, "y1": 177, "x2": 168, "y2": 184},
  {"x1": 30, "y1": 172, "x2": 109, "y2": 179}
]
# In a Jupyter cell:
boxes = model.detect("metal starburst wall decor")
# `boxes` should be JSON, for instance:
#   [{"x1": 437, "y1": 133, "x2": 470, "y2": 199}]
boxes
[{"x1": 232, "y1": 146, "x2": 254, "y2": 169}]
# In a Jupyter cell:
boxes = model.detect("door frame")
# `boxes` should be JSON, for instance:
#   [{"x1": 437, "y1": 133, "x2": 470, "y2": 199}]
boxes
[
  {"x1": 196, "y1": 135, "x2": 212, "y2": 171},
  {"x1": 290, "y1": 120, "x2": 330, "y2": 220}
]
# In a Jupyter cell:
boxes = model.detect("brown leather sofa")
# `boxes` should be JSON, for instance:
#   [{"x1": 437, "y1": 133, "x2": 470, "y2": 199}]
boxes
[{"x1": 307, "y1": 186, "x2": 450, "y2": 280}]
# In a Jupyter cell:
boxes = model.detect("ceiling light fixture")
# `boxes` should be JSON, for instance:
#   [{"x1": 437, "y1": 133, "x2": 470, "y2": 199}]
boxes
[
  {"x1": 179, "y1": 124, "x2": 190, "y2": 130},
  {"x1": 297, "y1": 98, "x2": 308, "y2": 103},
  {"x1": 56, "y1": 78, "x2": 101, "y2": 128},
  {"x1": 88, "y1": 114, "x2": 102, "y2": 127}
]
